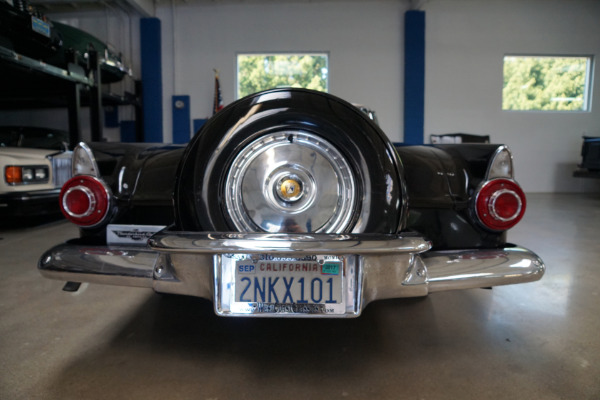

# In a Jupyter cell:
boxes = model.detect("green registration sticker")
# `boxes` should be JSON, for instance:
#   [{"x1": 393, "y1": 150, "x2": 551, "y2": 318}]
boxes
[{"x1": 322, "y1": 262, "x2": 340, "y2": 275}]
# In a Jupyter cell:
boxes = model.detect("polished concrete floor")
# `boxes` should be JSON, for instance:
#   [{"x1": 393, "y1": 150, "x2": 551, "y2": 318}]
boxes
[{"x1": 1, "y1": 193, "x2": 599, "y2": 399}]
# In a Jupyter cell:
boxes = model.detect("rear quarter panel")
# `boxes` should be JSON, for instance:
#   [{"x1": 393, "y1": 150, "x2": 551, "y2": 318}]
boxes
[{"x1": 395, "y1": 144, "x2": 508, "y2": 250}]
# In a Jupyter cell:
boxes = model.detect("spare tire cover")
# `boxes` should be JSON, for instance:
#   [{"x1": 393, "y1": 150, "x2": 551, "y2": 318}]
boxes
[{"x1": 174, "y1": 88, "x2": 406, "y2": 234}]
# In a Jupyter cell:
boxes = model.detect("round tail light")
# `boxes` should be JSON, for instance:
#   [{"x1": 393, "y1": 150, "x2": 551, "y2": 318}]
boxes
[
  {"x1": 60, "y1": 175, "x2": 111, "y2": 227},
  {"x1": 475, "y1": 178, "x2": 526, "y2": 231}
]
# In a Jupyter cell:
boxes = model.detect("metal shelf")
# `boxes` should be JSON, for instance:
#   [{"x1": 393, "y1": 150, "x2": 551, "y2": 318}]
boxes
[{"x1": 0, "y1": 45, "x2": 142, "y2": 146}]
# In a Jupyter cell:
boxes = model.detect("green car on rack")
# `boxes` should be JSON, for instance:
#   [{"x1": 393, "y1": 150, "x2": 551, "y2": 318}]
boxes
[
  {"x1": 0, "y1": 0, "x2": 130, "y2": 83},
  {"x1": 45, "y1": 21, "x2": 131, "y2": 84}
]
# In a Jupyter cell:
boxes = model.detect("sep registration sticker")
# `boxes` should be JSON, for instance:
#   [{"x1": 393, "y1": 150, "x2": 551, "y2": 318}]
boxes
[{"x1": 321, "y1": 262, "x2": 340, "y2": 275}]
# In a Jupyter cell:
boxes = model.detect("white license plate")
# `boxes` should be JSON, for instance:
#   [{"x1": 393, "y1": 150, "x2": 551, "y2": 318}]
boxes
[
  {"x1": 216, "y1": 254, "x2": 357, "y2": 316},
  {"x1": 236, "y1": 258, "x2": 342, "y2": 304}
]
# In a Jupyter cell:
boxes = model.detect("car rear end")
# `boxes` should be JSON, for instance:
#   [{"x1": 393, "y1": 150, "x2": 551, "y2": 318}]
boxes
[{"x1": 38, "y1": 89, "x2": 544, "y2": 318}]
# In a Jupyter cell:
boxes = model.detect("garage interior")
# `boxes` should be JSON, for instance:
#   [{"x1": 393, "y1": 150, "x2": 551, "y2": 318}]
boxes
[{"x1": 1, "y1": 0, "x2": 599, "y2": 399}]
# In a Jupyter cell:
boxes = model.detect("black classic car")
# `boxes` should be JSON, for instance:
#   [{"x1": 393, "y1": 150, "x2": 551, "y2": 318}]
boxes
[{"x1": 39, "y1": 88, "x2": 544, "y2": 317}]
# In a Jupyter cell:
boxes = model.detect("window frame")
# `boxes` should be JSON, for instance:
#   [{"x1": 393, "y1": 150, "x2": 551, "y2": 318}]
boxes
[
  {"x1": 502, "y1": 54, "x2": 594, "y2": 113},
  {"x1": 235, "y1": 52, "x2": 330, "y2": 99}
]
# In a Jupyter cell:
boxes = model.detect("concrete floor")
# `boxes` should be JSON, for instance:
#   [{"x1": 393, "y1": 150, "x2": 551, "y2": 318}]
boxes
[{"x1": 1, "y1": 193, "x2": 599, "y2": 399}]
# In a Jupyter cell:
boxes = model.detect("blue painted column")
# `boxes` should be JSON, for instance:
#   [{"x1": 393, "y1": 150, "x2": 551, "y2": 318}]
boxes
[
  {"x1": 404, "y1": 10, "x2": 425, "y2": 145},
  {"x1": 140, "y1": 18, "x2": 163, "y2": 142}
]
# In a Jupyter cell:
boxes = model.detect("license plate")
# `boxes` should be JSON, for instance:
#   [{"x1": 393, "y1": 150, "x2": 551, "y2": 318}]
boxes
[
  {"x1": 216, "y1": 254, "x2": 357, "y2": 316},
  {"x1": 31, "y1": 16, "x2": 51, "y2": 38}
]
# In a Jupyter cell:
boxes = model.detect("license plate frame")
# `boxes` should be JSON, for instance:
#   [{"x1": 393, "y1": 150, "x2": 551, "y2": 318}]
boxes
[{"x1": 215, "y1": 253, "x2": 359, "y2": 317}]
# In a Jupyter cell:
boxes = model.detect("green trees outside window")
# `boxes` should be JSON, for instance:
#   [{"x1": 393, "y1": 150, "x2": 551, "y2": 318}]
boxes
[
  {"x1": 503, "y1": 56, "x2": 592, "y2": 111},
  {"x1": 237, "y1": 54, "x2": 328, "y2": 99}
]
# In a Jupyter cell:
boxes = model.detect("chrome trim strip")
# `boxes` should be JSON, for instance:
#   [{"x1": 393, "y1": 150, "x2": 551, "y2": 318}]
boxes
[
  {"x1": 488, "y1": 189, "x2": 522, "y2": 222},
  {"x1": 0, "y1": 188, "x2": 60, "y2": 201},
  {"x1": 148, "y1": 232, "x2": 432, "y2": 255},
  {"x1": 62, "y1": 185, "x2": 96, "y2": 218},
  {"x1": 50, "y1": 152, "x2": 72, "y2": 187}
]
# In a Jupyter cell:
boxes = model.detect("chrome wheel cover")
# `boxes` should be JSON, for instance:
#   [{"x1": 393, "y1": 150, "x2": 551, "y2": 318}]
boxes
[{"x1": 225, "y1": 131, "x2": 357, "y2": 233}]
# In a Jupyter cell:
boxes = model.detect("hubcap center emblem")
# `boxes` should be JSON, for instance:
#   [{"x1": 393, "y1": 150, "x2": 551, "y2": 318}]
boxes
[{"x1": 277, "y1": 177, "x2": 303, "y2": 202}]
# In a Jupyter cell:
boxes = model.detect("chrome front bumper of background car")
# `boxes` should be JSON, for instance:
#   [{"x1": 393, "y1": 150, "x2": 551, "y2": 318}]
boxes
[
  {"x1": 0, "y1": 188, "x2": 61, "y2": 217},
  {"x1": 38, "y1": 232, "x2": 545, "y2": 318}
]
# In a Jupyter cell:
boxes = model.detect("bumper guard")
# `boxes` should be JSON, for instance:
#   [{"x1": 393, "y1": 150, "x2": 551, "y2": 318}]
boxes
[{"x1": 38, "y1": 232, "x2": 545, "y2": 317}]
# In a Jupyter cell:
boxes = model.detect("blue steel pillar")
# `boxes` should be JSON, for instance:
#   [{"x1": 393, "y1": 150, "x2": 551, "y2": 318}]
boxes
[
  {"x1": 404, "y1": 10, "x2": 425, "y2": 145},
  {"x1": 140, "y1": 18, "x2": 163, "y2": 142}
]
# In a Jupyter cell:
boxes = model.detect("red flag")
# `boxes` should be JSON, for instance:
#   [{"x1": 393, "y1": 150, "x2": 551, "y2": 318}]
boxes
[{"x1": 213, "y1": 70, "x2": 224, "y2": 115}]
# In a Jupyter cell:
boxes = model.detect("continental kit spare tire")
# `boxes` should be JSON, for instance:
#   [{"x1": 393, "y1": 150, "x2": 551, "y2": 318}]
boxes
[{"x1": 174, "y1": 88, "x2": 406, "y2": 234}]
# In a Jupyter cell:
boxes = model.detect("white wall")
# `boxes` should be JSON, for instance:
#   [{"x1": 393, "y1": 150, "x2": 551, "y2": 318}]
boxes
[
  {"x1": 156, "y1": 0, "x2": 407, "y2": 143},
  {"x1": 425, "y1": 0, "x2": 600, "y2": 192},
  {"x1": 158, "y1": 0, "x2": 599, "y2": 192}
]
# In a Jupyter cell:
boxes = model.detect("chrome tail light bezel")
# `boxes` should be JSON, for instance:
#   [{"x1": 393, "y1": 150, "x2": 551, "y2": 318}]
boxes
[
  {"x1": 60, "y1": 175, "x2": 112, "y2": 227},
  {"x1": 474, "y1": 178, "x2": 526, "y2": 231}
]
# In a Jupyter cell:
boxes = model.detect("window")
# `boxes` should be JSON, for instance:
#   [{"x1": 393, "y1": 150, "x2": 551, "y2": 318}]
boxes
[
  {"x1": 237, "y1": 53, "x2": 328, "y2": 99},
  {"x1": 502, "y1": 55, "x2": 593, "y2": 111}
]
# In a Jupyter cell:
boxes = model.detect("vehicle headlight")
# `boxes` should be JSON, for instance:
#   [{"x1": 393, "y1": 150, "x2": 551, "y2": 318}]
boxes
[
  {"x1": 4, "y1": 165, "x2": 49, "y2": 185},
  {"x1": 35, "y1": 168, "x2": 48, "y2": 180},
  {"x1": 22, "y1": 168, "x2": 34, "y2": 181}
]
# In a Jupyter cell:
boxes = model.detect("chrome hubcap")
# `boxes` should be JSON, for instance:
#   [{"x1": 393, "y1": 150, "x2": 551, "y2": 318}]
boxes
[{"x1": 225, "y1": 131, "x2": 357, "y2": 233}]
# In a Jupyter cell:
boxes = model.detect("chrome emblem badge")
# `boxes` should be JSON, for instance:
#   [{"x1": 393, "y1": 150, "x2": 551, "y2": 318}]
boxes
[{"x1": 278, "y1": 177, "x2": 303, "y2": 202}]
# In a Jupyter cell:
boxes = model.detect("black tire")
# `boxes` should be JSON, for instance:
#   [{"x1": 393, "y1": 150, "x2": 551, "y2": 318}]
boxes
[{"x1": 174, "y1": 88, "x2": 406, "y2": 234}]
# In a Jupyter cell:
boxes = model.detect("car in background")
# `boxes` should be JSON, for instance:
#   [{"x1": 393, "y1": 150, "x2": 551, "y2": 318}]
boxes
[
  {"x1": 0, "y1": 0, "x2": 130, "y2": 83},
  {"x1": 39, "y1": 89, "x2": 544, "y2": 318},
  {"x1": 1, "y1": 126, "x2": 72, "y2": 217},
  {"x1": 0, "y1": 0, "x2": 62, "y2": 60},
  {"x1": 46, "y1": 21, "x2": 131, "y2": 84}
]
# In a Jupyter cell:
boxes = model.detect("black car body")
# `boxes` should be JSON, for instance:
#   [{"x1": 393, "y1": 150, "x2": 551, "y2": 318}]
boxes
[{"x1": 39, "y1": 89, "x2": 544, "y2": 317}]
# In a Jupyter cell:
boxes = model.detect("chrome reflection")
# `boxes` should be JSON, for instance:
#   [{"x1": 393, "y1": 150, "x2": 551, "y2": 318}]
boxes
[
  {"x1": 486, "y1": 145, "x2": 514, "y2": 179},
  {"x1": 424, "y1": 247, "x2": 545, "y2": 291},
  {"x1": 72, "y1": 142, "x2": 100, "y2": 177},
  {"x1": 225, "y1": 131, "x2": 357, "y2": 233},
  {"x1": 39, "y1": 231, "x2": 544, "y2": 318},
  {"x1": 149, "y1": 232, "x2": 431, "y2": 254}
]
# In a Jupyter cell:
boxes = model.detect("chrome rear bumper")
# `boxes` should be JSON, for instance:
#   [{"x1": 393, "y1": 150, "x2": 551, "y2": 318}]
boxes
[{"x1": 39, "y1": 232, "x2": 545, "y2": 317}]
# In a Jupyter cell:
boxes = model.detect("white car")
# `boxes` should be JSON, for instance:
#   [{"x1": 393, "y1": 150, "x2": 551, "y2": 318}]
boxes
[{"x1": 0, "y1": 127, "x2": 71, "y2": 217}]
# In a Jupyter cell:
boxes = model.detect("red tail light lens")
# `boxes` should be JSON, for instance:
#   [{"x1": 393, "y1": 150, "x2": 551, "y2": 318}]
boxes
[
  {"x1": 475, "y1": 178, "x2": 526, "y2": 231},
  {"x1": 60, "y1": 175, "x2": 110, "y2": 227}
]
